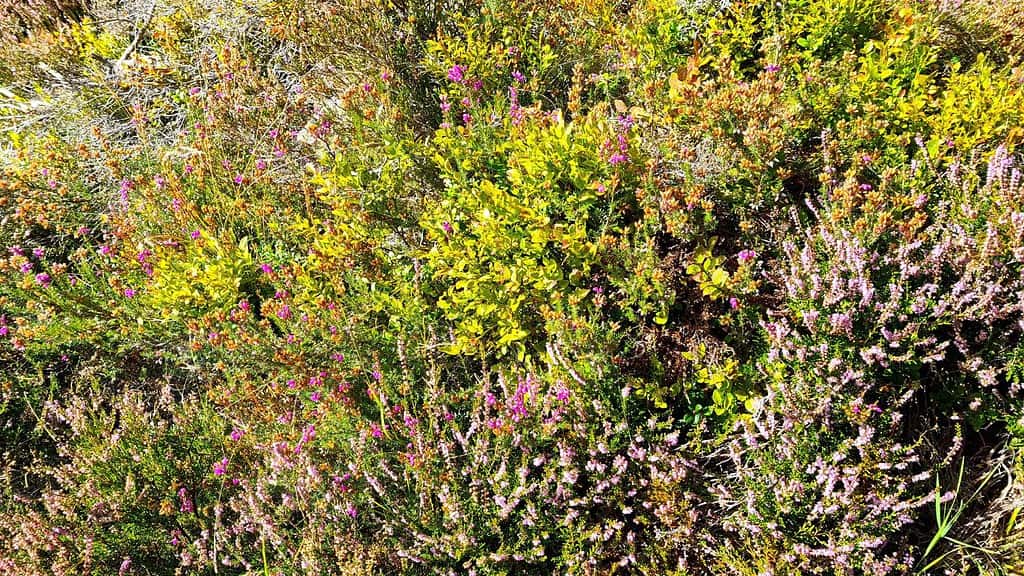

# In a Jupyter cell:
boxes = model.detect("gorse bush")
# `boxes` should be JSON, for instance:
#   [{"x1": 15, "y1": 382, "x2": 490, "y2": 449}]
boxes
[{"x1": 2, "y1": 0, "x2": 1024, "y2": 574}]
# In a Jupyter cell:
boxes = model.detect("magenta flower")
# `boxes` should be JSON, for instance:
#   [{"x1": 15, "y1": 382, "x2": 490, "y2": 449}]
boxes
[
  {"x1": 608, "y1": 153, "x2": 628, "y2": 165},
  {"x1": 260, "y1": 263, "x2": 273, "y2": 274},
  {"x1": 512, "y1": 70, "x2": 525, "y2": 84},
  {"x1": 310, "y1": 391, "x2": 321, "y2": 403},
  {"x1": 189, "y1": 86, "x2": 201, "y2": 95},
  {"x1": 729, "y1": 297, "x2": 740, "y2": 309},
  {"x1": 370, "y1": 423, "x2": 383, "y2": 438},
  {"x1": 277, "y1": 304, "x2": 292, "y2": 320},
  {"x1": 239, "y1": 300, "x2": 250, "y2": 312},
  {"x1": 765, "y1": 63, "x2": 781, "y2": 73},
  {"x1": 190, "y1": 229, "x2": 201, "y2": 240},
  {"x1": 35, "y1": 273, "x2": 51, "y2": 287},
  {"x1": 99, "y1": 245, "x2": 112, "y2": 256},
  {"x1": 859, "y1": 183, "x2": 873, "y2": 191},
  {"x1": 447, "y1": 64, "x2": 465, "y2": 83},
  {"x1": 372, "y1": 369, "x2": 382, "y2": 382},
  {"x1": 256, "y1": 159, "x2": 267, "y2": 171},
  {"x1": 441, "y1": 221, "x2": 453, "y2": 234},
  {"x1": 233, "y1": 174, "x2": 244, "y2": 185},
  {"x1": 124, "y1": 288, "x2": 136, "y2": 298},
  {"x1": 32, "y1": 247, "x2": 45, "y2": 258},
  {"x1": 230, "y1": 428, "x2": 244, "y2": 441},
  {"x1": 213, "y1": 457, "x2": 228, "y2": 476},
  {"x1": 19, "y1": 262, "x2": 32, "y2": 273},
  {"x1": 737, "y1": 249, "x2": 757, "y2": 264}
]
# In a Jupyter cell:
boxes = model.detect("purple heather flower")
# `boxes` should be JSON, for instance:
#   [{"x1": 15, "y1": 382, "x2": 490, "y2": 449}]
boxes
[
  {"x1": 442, "y1": 221, "x2": 453, "y2": 234},
  {"x1": 256, "y1": 159, "x2": 267, "y2": 171},
  {"x1": 765, "y1": 63, "x2": 781, "y2": 73},
  {"x1": 462, "y1": 112, "x2": 472, "y2": 125},
  {"x1": 310, "y1": 391, "x2": 321, "y2": 403},
  {"x1": 99, "y1": 245, "x2": 112, "y2": 256},
  {"x1": 184, "y1": 164, "x2": 194, "y2": 175},
  {"x1": 189, "y1": 86, "x2": 201, "y2": 96},
  {"x1": 277, "y1": 304, "x2": 292, "y2": 320},
  {"x1": 608, "y1": 153, "x2": 627, "y2": 165},
  {"x1": 178, "y1": 487, "x2": 194, "y2": 513},
  {"x1": 260, "y1": 263, "x2": 273, "y2": 274},
  {"x1": 230, "y1": 428, "x2": 244, "y2": 441},
  {"x1": 370, "y1": 423, "x2": 383, "y2": 438},
  {"x1": 35, "y1": 273, "x2": 51, "y2": 287},
  {"x1": 9, "y1": 246, "x2": 24, "y2": 256},
  {"x1": 213, "y1": 457, "x2": 228, "y2": 476},
  {"x1": 440, "y1": 96, "x2": 451, "y2": 113},
  {"x1": 512, "y1": 70, "x2": 526, "y2": 84},
  {"x1": 124, "y1": 288, "x2": 136, "y2": 298},
  {"x1": 233, "y1": 174, "x2": 244, "y2": 185},
  {"x1": 190, "y1": 229, "x2": 201, "y2": 240},
  {"x1": 118, "y1": 557, "x2": 132, "y2": 576},
  {"x1": 32, "y1": 247, "x2": 45, "y2": 258},
  {"x1": 447, "y1": 64, "x2": 465, "y2": 83},
  {"x1": 737, "y1": 249, "x2": 757, "y2": 263},
  {"x1": 859, "y1": 183, "x2": 873, "y2": 191},
  {"x1": 372, "y1": 369, "x2": 382, "y2": 382},
  {"x1": 19, "y1": 262, "x2": 32, "y2": 273},
  {"x1": 729, "y1": 296, "x2": 739, "y2": 309}
]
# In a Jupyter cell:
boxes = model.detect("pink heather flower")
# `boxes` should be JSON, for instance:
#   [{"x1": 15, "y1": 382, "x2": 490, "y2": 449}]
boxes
[
  {"x1": 233, "y1": 174, "x2": 244, "y2": 185},
  {"x1": 461, "y1": 96, "x2": 472, "y2": 108},
  {"x1": 729, "y1": 297, "x2": 739, "y2": 309},
  {"x1": 471, "y1": 79, "x2": 483, "y2": 91},
  {"x1": 462, "y1": 113, "x2": 472, "y2": 125},
  {"x1": 77, "y1": 226, "x2": 90, "y2": 236},
  {"x1": 277, "y1": 304, "x2": 292, "y2": 320},
  {"x1": 381, "y1": 70, "x2": 392, "y2": 81},
  {"x1": 190, "y1": 229, "x2": 201, "y2": 240},
  {"x1": 260, "y1": 263, "x2": 273, "y2": 274},
  {"x1": 171, "y1": 197, "x2": 182, "y2": 211},
  {"x1": 230, "y1": 428, "x2": 243, "y2": 441},
  {"x1": 440, "y1": 96, "x2": 451, "y2": 113},
  {"x1": 287, "y1": 379, "x2": 297, "y2": 389},
  {"x1": 346, "y1": 504, "x2": 357, "y2": 518},
  {"x1": 32, "y1": 247, "x2": 45, "y2": 258},
  {"x1": 370, "y1": 423, "x2": 383, "y2": 438},
  {"x1": 859, "y1": 183, "x2": 873, "y2": 191},
  {"x1": 608, "y1": 153, "x2": 627, "y2": 165},
  {"x1": 372, "y1": 369, "x2": 382, "y2": 382},
  {"x1": 118, "y1": 557, "x2": 132, "y2": 576},
  {"x1": 189, "y1": 86, "x2": 201, "y2": 95},
  {"x1": 737, "y1": 249, "x2": 757, "y2": 263},
  {"x1": 362, "y1": 82, "x2": 372, "y2": 92},
  {"x1": 178, "y1": 487, "x2": 194, "y2": 513},
  {"x1": 35, "y1": 273, "x2": 51, "y2": 287},
  {"x1": 19, "y1": 262, "x2": 32, "y2": 273},
  {"x1": 269, "y1": 129, "x2": 279, "y2": 138},
  {"x1": 154, "y1": 174, "x2": 166, "y2": 189},
  {"x1": 184, "y1": 164, "x2": 194, "y2": 175},
  {"x1": 238, "y1": 300, "x2": 250, "y2": 312},
  {"x1": 512, "y1": 70, "x2": 526, "y2": 84},
  {"x1": 765, "y1": 63, "x2": 781, "y2": 73},
  {"x1": 441, "y1": 221, "x2": 453, "y2": 234},
  {"x1": 99, "y1": 245, "x2": 112, "y2": 256},
  {"x1": 9, "y1": 246, "x2": 24, "y2": 256},
  {"x1": 447, "y1": 64, "x2": 465, "y2": 83},
  {"x1": 213, "y1": 458, "x2": 228, "y2": 476},
  {"x1": 124, "y1": 288, "x2": 136, "y2": 298},
  {"x1": 555, "y1": 385, "x2": 570, "y2": 403},
  {"x1": 256, "y1": 159, "x2": 267, "y2": 171},
  {"x1": 310, "y1": 391, "x2": 321, "y2": 403}
]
